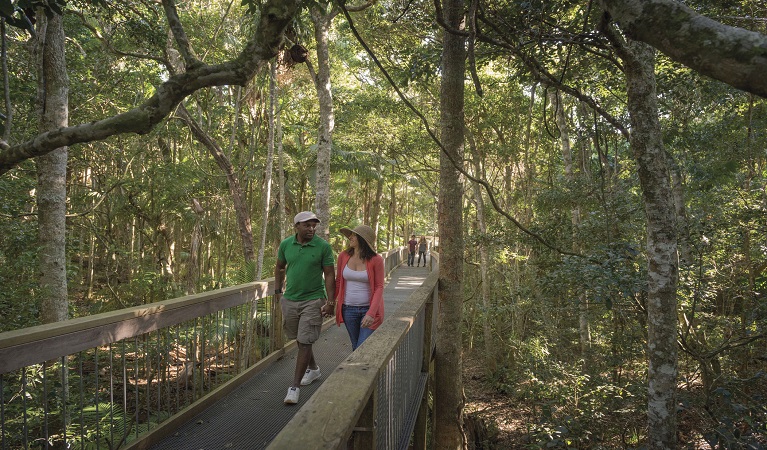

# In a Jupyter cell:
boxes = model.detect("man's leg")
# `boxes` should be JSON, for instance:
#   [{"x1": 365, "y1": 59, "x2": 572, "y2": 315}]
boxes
[
  {"x1": 293, "y1": 343, "x2": 314, "y2": 387},
  {"x1": 293, "y1": 298, "x2": 323, "y2": 386}
]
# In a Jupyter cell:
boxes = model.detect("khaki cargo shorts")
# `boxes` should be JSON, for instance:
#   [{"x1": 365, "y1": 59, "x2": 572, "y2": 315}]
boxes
[{"x1": 280, "y1": 297, "x2": 324, "y2": 344}]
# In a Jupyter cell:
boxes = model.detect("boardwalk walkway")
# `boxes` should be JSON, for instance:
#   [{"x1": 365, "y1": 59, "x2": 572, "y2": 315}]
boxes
[{"x1": 150, "y1": 265, "x2": 430, "y2": 450}]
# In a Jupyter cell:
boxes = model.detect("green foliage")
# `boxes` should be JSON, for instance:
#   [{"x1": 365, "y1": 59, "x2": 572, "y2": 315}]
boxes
[
  {"x1": 240, "y1": 0, "x2": 260, "y2": 16},
  {"x1": 508, "y1": 354, "x2": 646, "y2": 449},
  {"x1": 0, "y1": 176, "x2": 39, "y2": 332},
  {"x1": 230, "y1": 259, "x2": 257, "y2": 285},
  {"x1": 680, "y1": 374, "x2": 767, "y2": 448}
]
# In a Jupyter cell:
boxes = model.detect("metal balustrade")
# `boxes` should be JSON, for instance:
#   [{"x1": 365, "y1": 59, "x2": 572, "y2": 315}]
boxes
[
  {"x1": 0, "y1": 248, "x2": 408, "y2": 450},
  {"x1": 0, "y1": 283, "x2": 276, "y2": 450}
]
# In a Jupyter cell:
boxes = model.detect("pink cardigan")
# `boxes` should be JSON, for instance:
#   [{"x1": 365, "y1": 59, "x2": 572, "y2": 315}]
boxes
[{"x1": 334, "y1": 251, "x2": 385, "y2": 330}]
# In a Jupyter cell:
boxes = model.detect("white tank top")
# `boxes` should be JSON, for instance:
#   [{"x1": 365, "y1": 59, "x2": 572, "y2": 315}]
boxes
[{"x1": 343, "y1": 264, "x2": 370, "y2": 306}]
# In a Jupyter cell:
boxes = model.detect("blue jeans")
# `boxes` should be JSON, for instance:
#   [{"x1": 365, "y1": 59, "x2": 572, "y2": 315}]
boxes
[
  {"x1": 343, "y1": 305, "x2": 375, "y2": 351},
  {"x1": 408, "y1": 251, "x2": 415, "y2": 266}
]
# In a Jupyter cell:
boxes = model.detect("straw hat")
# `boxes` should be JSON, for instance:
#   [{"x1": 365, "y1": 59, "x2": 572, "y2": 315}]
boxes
[{"x1": 340, "y1": 225, "x2": 376, "y2": 252}]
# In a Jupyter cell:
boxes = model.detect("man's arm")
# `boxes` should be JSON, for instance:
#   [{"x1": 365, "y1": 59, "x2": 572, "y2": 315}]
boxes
[
  {"x1": 275, "y1": 260, "x2": 287, "y2": 296},
  {"x1": 321, "y1": 265, "x2": 336, "y2": 317}
]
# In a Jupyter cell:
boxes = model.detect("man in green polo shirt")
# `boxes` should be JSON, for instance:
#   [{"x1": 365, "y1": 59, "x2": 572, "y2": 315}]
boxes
[{"x1": 274, "y1": 211, "x2": 336, "y2": 404}]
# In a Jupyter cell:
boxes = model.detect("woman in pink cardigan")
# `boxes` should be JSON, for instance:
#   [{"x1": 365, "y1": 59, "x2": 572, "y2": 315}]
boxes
[{"x1": 335, "y1": 224, "x2": 385, "y2": 350}]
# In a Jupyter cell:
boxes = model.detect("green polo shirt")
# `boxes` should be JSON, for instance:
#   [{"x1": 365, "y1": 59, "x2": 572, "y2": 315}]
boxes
[{"x1": 277, "y1": 234, "x2": 335, "y2": 301}]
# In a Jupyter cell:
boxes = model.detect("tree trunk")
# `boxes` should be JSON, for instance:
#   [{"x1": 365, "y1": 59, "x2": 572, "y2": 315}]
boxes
[
  {"x1": 741, "y1": 95, "x2": 756, "y2": 335},
  {"x1": 668, "y1": 153, "x2": 690, "y2": 266},
  {"x1": 176, "y1": 104, "x2": 255, "y2": 263},
  {"x1": 435, "y1": 0, "x2": 466, "y2": 446},
  {"x1": 2, "y1": 19, "x2": 13, "y2": 142},
  {"x1": 35, "y1": 11, "x2": 69, "y2": 324},
  {"x1": 256, "y1": 62, "x2": 277, "y2": 280},
  {"x1": 186, "y1": 199, "x2": 204, "y2": 294},
  {"x1": 388, "y1": 179, "x2": 396, "y2": 248},
  {"x1": 468, "y1": 135, "x2": 494, "y2": 373},
  {"x1": 277, "y1": 96, "x2": 287, "y2": 240},
  {"x1": 624, "y1": 40, "x2": 679, "y2": 449},
  {"x1": 310, "y1": 5, "x2": 336, "y2": 240},
  {"x1": 371, "y1": 169, "x2": 384, "y2": 241},
  {"x1": 549, "y1": 89, "x2": 591, "y2": 355}
]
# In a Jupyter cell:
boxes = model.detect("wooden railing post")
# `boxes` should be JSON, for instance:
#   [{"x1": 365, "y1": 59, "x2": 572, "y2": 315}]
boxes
[
  {"x1": 271, "y1": 293, "x2": 284, "y2": 351},
  {"x1": 414, "y1": 277, "x2": 437, "y2": 450},
  {"x1": 351, "y1": 386, "x2": 378, "y2": 449}
]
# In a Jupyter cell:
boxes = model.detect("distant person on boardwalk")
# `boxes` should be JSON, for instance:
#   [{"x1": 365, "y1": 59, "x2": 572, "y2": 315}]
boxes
[
  {"x1": 407, "y1": 234, "x2": 417, "y2": 266},
  {"x1": 274, "y1": 211, "x2": 336, "y2": 405},
  {"x1": 335, "y1": 225, "x2": 385, "y2": 350},
  {"x1": 417, "y1": 236, "x2": 428, "y2": 267}
]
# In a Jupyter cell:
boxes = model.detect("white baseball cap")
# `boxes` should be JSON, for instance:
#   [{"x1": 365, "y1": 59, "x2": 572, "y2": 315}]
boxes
[{"x1": 294, "y1": 211, "x2": 320, "y2": 224}]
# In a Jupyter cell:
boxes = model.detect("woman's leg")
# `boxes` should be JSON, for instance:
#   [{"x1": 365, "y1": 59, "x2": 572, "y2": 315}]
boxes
[
  {"x1": 342, "y1": 305, "x2": 366, "y2": 350},
  {"x1": 357, "y1": 326, "x2": 375, "y2": 348}
]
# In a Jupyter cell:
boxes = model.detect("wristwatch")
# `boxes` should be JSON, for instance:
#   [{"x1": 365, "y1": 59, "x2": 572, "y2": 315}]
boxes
[{"x1": 274, "y1": 288, "x2": 283, "y2": 295}]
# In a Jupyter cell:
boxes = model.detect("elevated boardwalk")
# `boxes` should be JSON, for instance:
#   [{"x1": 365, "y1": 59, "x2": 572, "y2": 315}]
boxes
[{"x1": 148, "y1": 265, "x2": 430, "y2": 450}]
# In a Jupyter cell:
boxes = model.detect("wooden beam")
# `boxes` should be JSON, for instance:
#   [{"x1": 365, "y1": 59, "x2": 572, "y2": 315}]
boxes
[{"x1": 0, "y1": 281, "x2": 273, "y2": 373}]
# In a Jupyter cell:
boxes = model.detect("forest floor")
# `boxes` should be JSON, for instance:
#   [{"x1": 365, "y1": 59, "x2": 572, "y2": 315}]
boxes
[
  {"x1": 462, "y1": 351, "x2": 766, "y2": 449},
  {"x1": 463, "y1": 351, "x2": 529, "y2": 449}
]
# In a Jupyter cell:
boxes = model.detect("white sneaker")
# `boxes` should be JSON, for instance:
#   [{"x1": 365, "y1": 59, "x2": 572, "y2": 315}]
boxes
[
  {"x1": 284, "y1": 387, "x2": 300, "y2": 404},
  {"x1": 300, "y1": 367, "x2": 321, "y2": 386}
]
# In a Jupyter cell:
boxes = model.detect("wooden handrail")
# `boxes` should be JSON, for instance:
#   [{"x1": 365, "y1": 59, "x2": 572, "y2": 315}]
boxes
[
  {"x1": 0, "y1": 247, "x2": 406, "y2": 374},
  {"x1": 0, "y1": 281, "x2": 274, "y2": 374}
]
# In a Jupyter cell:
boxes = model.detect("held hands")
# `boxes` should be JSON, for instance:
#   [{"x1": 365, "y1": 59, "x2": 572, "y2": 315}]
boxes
[
  {"x1": 321, "y1": 302, "x2": 335, "y2": 317},
  {"x1": 361, "y1": 315, "x2": 374, "y2": 328}
]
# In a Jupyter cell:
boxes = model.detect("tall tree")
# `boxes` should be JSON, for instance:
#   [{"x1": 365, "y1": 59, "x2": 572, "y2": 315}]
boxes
[
  {"x1": 621, "y1": 39, "x2": 680, "y2": 448},
  {"x1": 308, "y1": 3, "x2": 336, "y2": 240},
  {"x1": 256, "y1": 61, "x2": 277, "y2": 279},
  {"x1": 467, "y1": 132, "x2": 494, "y2": 371},
  {"x1": 435, "y1": 0, "x2": 467, "y2": 446},
  {"x1": 549, "y1": 89, "x2": 591, "y2": 354},
  {"x1": 305, "y1": 0, "x2": 373, "y2": 238},
  {"x1": 35, "y1": 10, "x2": 69, "y2": 324},
  {"x1": 175, "y1": 104, "x2": 255, "y2": 263}
]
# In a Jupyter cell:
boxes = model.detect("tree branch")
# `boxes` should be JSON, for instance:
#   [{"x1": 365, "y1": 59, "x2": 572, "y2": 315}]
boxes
[
  {"x1": 161, "y1": 0, "x2": 203, "y2": 69},
  {"x1": 473, "y1": 15, "x2": 631, "y2": 140},
  {"x1": 0, "y1": 0, "x2": 300, "y2": 176},
  {"x1": 72, "y1": 10, "x2": 171, "y2": 69},
  {"x1": 600, "y1": 0, "x2": 767, "y2": 98}
]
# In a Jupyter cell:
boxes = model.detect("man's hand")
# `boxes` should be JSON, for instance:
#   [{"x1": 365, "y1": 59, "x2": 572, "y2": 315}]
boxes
[{"x1": 321, "y1": 302, "x2": 335, "y2": 317}]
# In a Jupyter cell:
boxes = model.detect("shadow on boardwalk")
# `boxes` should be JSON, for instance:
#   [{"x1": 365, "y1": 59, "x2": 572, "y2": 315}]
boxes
[{"x1": 150, "y1": 265, "x2": 430, "y2": 450}]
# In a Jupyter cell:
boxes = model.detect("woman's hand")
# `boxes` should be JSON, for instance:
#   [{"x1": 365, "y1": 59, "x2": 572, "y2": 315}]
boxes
[
  {"x1": 361, "y1": 315, "x2": 374, "y2": 328},
  {"x1": 321, "y1": 302, "x2": 335, "y2": 317}
]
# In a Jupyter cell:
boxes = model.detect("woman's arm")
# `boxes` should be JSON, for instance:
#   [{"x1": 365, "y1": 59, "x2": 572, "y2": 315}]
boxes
[{"x1": 365, "y1": 255, "x2": 386, "y2": 321}]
